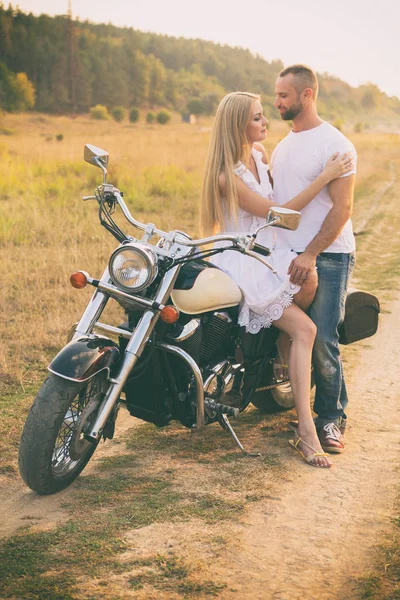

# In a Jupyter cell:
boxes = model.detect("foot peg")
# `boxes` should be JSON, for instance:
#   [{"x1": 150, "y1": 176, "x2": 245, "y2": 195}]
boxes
[{"x1": 204, "y1": 399, "x2": 239, "y2": 418}]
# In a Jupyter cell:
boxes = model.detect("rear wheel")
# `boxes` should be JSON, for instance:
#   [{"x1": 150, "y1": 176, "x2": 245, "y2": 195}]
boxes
[
  {"x1": 251, "y1": 361, "x2": 314, "y2": 414},
  {"x1": 19, "y1": 372, "x2": 107, "y2": 494}
]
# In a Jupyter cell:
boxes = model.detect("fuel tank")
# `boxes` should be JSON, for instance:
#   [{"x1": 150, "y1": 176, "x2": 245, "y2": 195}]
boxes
[{"x1": 171, "y1": 261, "x2": 242, "y2": 315}]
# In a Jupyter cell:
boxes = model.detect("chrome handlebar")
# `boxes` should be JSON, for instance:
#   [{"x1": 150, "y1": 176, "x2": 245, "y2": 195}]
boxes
[
  {"x1": 114, "y1": 188, "x2": 278, "y2": 273},
  {"x1": 88, "y1": 184, "x2": 277, "y2": 273},
  {"x1": 109, "y1": 186, "x2": 274, "y2": 249}
]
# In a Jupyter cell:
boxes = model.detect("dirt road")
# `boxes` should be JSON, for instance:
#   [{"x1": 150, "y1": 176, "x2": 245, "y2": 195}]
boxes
[
  {"x1": 210, "y1": 299, "x2": 399, "y2": 599},
  {"x1": 1, "y1": 299, "x2": 397, "y2": 599}
]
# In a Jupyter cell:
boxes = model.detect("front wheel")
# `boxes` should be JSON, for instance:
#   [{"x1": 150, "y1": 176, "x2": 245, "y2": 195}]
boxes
[{"x1": 19, "y1": 372, "x2": 107, "y2": 494}]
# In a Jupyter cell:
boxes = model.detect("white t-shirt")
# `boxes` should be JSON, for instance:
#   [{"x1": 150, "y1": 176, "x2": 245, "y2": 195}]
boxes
[{"x1": 270, "y1": 121, "x2": 357, "y2": 253}]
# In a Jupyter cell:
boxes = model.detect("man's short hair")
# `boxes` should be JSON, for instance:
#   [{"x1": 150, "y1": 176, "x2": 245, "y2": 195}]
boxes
[{"x1": 279, "y1": 64, "x2": 318, "y2": 96}]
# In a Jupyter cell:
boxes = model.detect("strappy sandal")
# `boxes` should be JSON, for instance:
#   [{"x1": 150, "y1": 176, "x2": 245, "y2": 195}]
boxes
[{"x1": 289, "y1": 433, "x2": 332, "y2": 468}]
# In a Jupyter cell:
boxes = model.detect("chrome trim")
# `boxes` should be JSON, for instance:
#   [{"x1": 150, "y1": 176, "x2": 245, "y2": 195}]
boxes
[
  {"x1": 84, "y1": 145, "x2": 109, "y2": 184},
  {"x1": 113, "y1": 190, "x2": 243, "y2": 247},
  {"x1": 87, "y1": 264, "x2": 183, "y2": 440},
  {"x1": 213, "y1": 311, "x2": 233, "y2": 324},
  {"x1": 87, "y1": 311, "x2": 157, "y2": 440},
  {"x1": 94, "y1": 322, "x2": 132, "y2": 339},
  {"x1": 73, "y1": 291, "x2": 108, "y2": 338},
  {"x1": 66, "y1": 322, "x2": 78, "y2": 343},
  {"x1": 156, "y1": 342, "x2": 205, "y2": 429},
  {"x1": 84, "y1": 144, "x2": 109, "y2": 168},
  {"x1": 111, "y1": 188, "x2": 281, "y2": 249},
  {"x1": 85, "y1": 184, "x2": 285, "y2": 255},
  {"x1": 108, "y1": 243, "x2": 158, "y2": 293},
  {"x1": 207, "y1": 360, "x2": 228, "y2": 374},
  {"x1": 95, "y1": 280, "x2": 164, "y2": 309},
  {"x1": 73, "y1": 266, "x2": 111, "y2": 338},
  {"x1": 168, "y1": 318, "x2": 200, "y2": 343},
  {"x1": 47, "y1": 365, "x2": 111, "y2": 384},
  {"x1": 246, "y1": 250, "x2": 277, "y2": 274},
  {"x1": 267, "y1": 206, "x2": 301, "y2": 231}
]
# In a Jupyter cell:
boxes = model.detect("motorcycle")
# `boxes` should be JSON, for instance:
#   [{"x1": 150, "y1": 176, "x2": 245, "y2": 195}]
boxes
[{"x1": 18, "y1": 144, "x2": 380, "y2": 495}]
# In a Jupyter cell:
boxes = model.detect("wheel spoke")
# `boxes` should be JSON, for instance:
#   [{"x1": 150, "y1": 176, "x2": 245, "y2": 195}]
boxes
[{"x1": 51, "y1": 374, "x2": 106, "y2": 477}]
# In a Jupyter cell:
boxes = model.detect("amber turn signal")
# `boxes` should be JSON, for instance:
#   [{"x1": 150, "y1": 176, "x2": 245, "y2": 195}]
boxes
[
  {"x1": 70, "y1": 271, "x2": 88, "y2": 289},
  {"x1": 160, "y1": 305, "x2": 180, "y2": 324}
]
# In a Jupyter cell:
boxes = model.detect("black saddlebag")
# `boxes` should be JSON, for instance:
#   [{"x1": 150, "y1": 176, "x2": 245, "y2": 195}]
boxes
[{"x1": 338, "y1": 288, "x2": 380, "y2": 345}]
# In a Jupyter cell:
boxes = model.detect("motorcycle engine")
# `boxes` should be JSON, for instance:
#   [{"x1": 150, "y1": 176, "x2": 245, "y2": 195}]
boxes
[
  {"x1": 167, "y1": 310, "x2": 241, "y2": 418},
  {"x1": 166, "y1": 317, "x2": 203, "y2": 362},
  {"x1": 203, "y1": 358, "x2": 243, "y2": 405},
  {"x1": 166, "y1": 310, "x2": 234, "y2": 365}
]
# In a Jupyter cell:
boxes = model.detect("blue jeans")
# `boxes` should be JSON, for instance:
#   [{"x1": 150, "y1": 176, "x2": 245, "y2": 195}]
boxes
[{"x1": 308, "y1": 252, "x2": 356, "y2": 429}]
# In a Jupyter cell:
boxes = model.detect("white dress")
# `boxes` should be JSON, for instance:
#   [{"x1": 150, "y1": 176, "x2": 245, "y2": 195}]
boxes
[{"x1": 212, "y1": 147, "x2": 300, "y2": 334}]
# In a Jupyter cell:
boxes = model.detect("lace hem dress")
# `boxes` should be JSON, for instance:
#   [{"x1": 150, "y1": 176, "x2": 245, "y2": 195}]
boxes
[{"x1": 211, "y1": 147, "x2": 300, "y2": 334}]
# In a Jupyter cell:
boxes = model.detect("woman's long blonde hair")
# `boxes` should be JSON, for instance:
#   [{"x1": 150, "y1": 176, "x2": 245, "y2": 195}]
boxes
[{"x1": 200, "y1": 91, "x2": 259, "y2": 236}]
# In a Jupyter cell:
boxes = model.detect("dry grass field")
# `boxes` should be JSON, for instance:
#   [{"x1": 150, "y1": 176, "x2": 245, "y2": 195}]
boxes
[{"x1": 0, "y1": 112, "x2": 399, "y2": 599}]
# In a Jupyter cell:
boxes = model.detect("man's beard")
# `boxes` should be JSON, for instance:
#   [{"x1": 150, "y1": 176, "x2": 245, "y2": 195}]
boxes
[{"x1": 280, "y1": 100, "x2": 303, "y2": 121}]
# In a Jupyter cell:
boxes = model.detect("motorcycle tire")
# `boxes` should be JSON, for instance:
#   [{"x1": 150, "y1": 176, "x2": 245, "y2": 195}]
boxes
[
  {"x1": 251, "y1": 362, "x2": 314, "y2": 414},
  {"x1": 18, "y1": 372, "x2": 107, "y2": 494},
  {"x1": 251, "y1": 381, "x2": 295, "y2": 414}
]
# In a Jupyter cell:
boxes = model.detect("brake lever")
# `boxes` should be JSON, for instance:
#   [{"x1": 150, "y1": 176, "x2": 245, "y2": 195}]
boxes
[{"x1": 245, "y1": 250, "x2": 277, "y2": 274}]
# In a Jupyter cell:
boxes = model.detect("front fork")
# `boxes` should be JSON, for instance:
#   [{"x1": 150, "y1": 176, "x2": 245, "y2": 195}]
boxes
[{"x1": 73, "y1": 265, "x2": 205, "y2": 442}]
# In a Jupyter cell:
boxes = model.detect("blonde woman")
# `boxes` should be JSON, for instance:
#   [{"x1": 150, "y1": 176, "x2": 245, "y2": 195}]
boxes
[{"x1": 200, "y1": 92, "x2": 353, "y2": 468}]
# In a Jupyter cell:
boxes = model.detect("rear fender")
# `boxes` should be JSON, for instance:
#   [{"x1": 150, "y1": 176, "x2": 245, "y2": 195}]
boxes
[{"x1": 48, "y1": 336, "x2": 120, "y2": 383}]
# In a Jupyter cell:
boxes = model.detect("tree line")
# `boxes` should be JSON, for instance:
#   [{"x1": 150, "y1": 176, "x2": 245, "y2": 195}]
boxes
[{"x1": 0, "y1": 4, "x2": 399, "y2": 123}]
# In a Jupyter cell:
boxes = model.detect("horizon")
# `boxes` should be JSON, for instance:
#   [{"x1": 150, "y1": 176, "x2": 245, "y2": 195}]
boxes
[{"x1": 6, "y1": 0, "x2": 400, "y2": 101}]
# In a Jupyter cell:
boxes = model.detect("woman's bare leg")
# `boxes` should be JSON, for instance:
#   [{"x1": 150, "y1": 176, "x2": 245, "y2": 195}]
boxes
[
  {"x1": 273, "y1": 303, "x2": 331, "y2": 467},
  {"x1": 274, "y1": 270, "x2": 318, "y2": 379}
]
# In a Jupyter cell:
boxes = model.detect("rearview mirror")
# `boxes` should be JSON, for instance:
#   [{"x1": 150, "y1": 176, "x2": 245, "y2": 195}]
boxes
[
  {"x1": 267, "y1": 207, "x2": 301, "y2": 231},
  {"x1": 84, "y1": 144, "x2": 109, "y2": 168}
]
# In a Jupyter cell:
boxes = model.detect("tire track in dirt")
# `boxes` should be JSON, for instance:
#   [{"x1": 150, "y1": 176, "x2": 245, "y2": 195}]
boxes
[
  {"x1": 354, "y1": 160, "x2": 396, "y2": 235},
  {"x1": 211, "y1": 297, "x2": 400, "y2": 599}
]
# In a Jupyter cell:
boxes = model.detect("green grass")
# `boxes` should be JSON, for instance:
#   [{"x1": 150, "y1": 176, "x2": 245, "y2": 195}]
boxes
[
  {"x1": 0, "y1": 530, "x2": 76, "y2": 600},
  {"x1": 0, "y1": 374, "x2": 46, "y2": 473},
  {"x1": 127, "y1": 554, "x2": 226, "y2": 596}
]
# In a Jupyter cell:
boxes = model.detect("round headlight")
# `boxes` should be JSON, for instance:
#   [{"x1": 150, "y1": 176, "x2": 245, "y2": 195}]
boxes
[{"x1": 109, "y1": 244, "x2": 158, "y2": 292}]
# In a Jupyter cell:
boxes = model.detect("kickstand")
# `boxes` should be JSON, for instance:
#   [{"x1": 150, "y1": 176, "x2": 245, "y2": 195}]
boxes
[{"x1": 218, "y1": 414, "x2": 261, "y2": 457}]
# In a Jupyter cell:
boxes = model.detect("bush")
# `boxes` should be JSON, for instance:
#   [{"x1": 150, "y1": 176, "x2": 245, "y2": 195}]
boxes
[
  {"x1": 111, "y1": 106, "x2": 126, "y2": 122},
  {"x1": 187, "y1": 98, "x2": 204, "y2": 116},
  {"x1": 56, "y1": 133, "x2": 64, "y2": 141},
  {"x1": 146, "y1": 112, "x2": 155, "y2": 124},
  {"x1": 200, "y1": 92, "x2": 219, "y2": 115},
  {"x1": 354, "y1": 121, "x2": 363, "y2": 133},
  {"x1": 0, "y1": 63, "x2": 35, "y2": 112},
  {"x1": 89, "y1": 104, "x2": 110, "y2": 120},
  {"x1": 129, "y1": 107, "x2": 140, "y2": 123},
  {"x1": 156, "y1": 111, "x2": 171, "y2": 125}
]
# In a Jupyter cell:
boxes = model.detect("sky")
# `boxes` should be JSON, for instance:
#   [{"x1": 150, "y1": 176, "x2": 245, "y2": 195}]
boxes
[{"x1": 9, "y1": 0, "x2": 400, "y2": 99}]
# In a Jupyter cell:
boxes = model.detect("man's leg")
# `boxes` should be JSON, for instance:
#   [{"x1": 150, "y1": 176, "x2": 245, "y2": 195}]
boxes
[{"x1": 308, "y1": 253, "x2": 355, "y2": 436}]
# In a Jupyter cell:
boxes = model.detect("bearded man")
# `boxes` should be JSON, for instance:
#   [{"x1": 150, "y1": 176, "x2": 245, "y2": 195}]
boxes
[{"x1": 271, "y1": 64, "x2": 356, "y2": 453}]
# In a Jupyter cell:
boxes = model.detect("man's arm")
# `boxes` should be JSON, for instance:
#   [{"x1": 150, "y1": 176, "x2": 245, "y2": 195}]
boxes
[{"x1": 288, "y1": 175, "x2": 355, "y2": 285}]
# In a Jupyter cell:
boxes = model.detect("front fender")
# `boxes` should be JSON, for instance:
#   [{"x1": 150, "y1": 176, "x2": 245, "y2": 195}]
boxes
[{"x1": 48, "y1": 336, "x2": 120, "y2": 383}]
